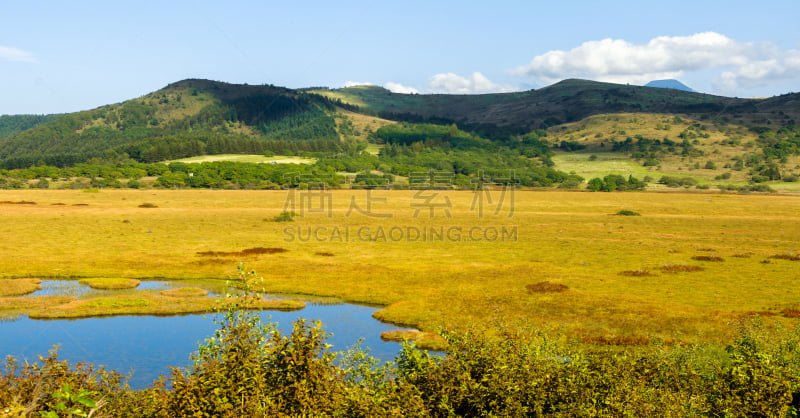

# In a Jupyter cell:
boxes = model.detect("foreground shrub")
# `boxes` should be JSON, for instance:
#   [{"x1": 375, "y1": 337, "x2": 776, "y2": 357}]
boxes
[
  {"x1": 3, "y1": 267, "x2": 800, "y2": 416},
  {"x1": 165, "y1": 313, "x2": 346, "y2": 417},
  {"x1": 0, "y1": 348, "x2": 152, "y2": 417},
  {"x1": 395, "y1": 318, "x2": 800, "y2": 416}
]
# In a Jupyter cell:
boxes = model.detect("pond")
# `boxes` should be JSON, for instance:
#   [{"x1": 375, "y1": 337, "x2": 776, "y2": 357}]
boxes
[
  {"x1": 26, "y1": 279, "x2": 173, "y2": 298},
  {"x1": 2, "y1": 281, "x2": 418, "y2": 389}
]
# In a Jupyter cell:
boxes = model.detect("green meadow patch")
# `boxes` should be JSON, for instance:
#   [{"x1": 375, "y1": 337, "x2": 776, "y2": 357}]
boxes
[{"x1": 170, "y1": 154, "x2": 316, "y2": 165}]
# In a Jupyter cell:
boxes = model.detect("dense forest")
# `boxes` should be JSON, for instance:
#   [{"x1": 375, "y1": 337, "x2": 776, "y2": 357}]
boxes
[
  {"x1": 0, "y1": 114, "x2": 61, "y2": 139},
  {"x1": 0, "y1": 82, "x2": 343, "y2": 169},
  {"x1": 0, "y1": 121, "x2": 583, "y2": 190}
]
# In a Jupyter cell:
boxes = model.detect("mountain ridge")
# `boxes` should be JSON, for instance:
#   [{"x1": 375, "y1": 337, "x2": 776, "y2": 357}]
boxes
[
  {"x1": 644, "y1": 79, "x2": 694, "y2": 92},
  {"x1": 1, "y1": 78, "x2": 798, "y2": 169}
]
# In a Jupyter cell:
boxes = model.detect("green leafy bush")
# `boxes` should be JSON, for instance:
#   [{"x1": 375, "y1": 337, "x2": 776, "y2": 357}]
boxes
[
  {"x1": 616, "y1": 210, "x2": 641, "y2": 216},
  {"x1": 273, "y1": 211, "x2": 296, "y2": 222}
]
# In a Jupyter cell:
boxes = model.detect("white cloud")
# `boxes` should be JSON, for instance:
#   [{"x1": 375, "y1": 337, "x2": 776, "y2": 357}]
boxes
[
  {"x1": 0, "y1": 45, "x2": 36, "y2": 63},
  {"x1": 384, "y1": 82, "x2": 419, "y2": 94},
  {"x1": 382, "y1": 73, "x2": 518, "y2": 95},
  {"x1": 428, "y1": 72, "x2": 517, "y2": 94},
  {"x1": 343, "y1": 81, "x2": 374, "y2": 88},
  {"x1": 511, "y1": 32, "x2": 800, "y2": 95},
  {"x1": 714, "y1": 50, "x2": 800, "y2": 95}
]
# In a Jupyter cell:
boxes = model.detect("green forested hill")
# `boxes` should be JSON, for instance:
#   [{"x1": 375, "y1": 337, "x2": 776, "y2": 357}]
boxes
[
  {"x1": 1, "y1": 78, "x2": 798, "y2": 178},
  {"x1": 0, "y1": 114, "x2": 62, "y2": 139},
  {"x1": 313, "y1": 79, "x2": 799, "y2": 135},
  {"x1": 0, "y1": 79, "x2": 344, "y2": 168}
]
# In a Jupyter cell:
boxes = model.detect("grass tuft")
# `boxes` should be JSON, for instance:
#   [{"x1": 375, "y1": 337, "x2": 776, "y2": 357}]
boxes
[
  {"x1": 273, "y1": 211, "x2": 297, "y2": 222},
  {"x1": 197, "y1": 247, "x2": 288, "y2": 257},
  {"x1": 619, "y1": 269, "x2": 655, "y2": 277},
  {"x1": 138, "y1": 203, "x2": 158, "y2": 208},
  {"x1": 769, "y1": 254, "x2": 800, "y2": 261},
  {"x1": 660, "y1": 264, "x2": 704, "y2": 273},
  {"x1": 692, "y1": 256, "x2": 725, "y2": 262},
  {"x1": 526, "y1": 282, "x2": 569, "y2": 293},
  {"x1": 0, "y1": 200, "x2": 36, "y2": 205}
]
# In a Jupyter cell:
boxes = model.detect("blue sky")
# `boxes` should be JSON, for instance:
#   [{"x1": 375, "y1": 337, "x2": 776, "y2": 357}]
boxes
[{"x1": 2, "y1": 0, "x2": 799, "y2": 114}]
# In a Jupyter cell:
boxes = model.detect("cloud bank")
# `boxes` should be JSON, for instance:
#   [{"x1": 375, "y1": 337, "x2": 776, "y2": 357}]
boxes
[
  {"x1": 429, "y1": 72, "x2": 517, "y2": 94},
  {"x1": 382, "y1": 72, "x2": 517, "y2": 95},
  {"x1": 0, "y1": 45, "x2": 36, "y2": 63},
  {"x1": 384, "y1": 82, "x2": 419, "y2": 94},
  {"x1": 512, "y1": 32, "x2": 800, "y2": 95},
  {"x1": 343, "y1": 81, "x2": 373, "y2": 88}
]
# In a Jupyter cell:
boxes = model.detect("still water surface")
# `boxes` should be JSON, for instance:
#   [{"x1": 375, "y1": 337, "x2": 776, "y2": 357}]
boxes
[{"x1": 2, "y1": 281, "x2": 415, "y2": 389}]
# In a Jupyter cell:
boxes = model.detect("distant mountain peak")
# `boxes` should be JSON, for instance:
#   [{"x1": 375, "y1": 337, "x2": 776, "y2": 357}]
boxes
[{"x1": 645, "y1": 79, "x2": 694, "y2": 92}]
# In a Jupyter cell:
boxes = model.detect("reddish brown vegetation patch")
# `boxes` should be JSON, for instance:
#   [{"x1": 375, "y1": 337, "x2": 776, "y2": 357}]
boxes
[
  {"x1": 619, "y1": 269, "x2": 655, "y2": 277},
  {"x1": 741, "y1": 311, "x2": 779, "y2": 317},
  {"x1": 315, "y1": 252, "x2": 335, "y2": 257},
  {"x1": 526, "y1": 281, "x2": 569, "y2": 293},
  {"x1": 660, "y1": 264, "x2": 704, "y2": 273},
  {"x1": 196, "y1": 247, "x2": 289, "y2": 257},
  {"x1": 192, "y1": 259, "x2": 230, "y2": 266},
  {"x1": 696, "y1": 248, "x2": 715, "y2": 252},
  {"x1": 0, "y1": 200, "x2": 36, "y2": 205},
  {"x1": 732, "y1": 253, "x2": 753, "y2": 258},
  {"x1": 581, "y1": 335, "x2": 650, "y2": 346},
  {"x1": 72, "y1": 203, "x2": 89, "y2": 206},
  {"x1": 692, "y1": 256, "x2": 724, "y2": 262},
  {"x1": 50, "y1": 203, "x2": 66, "y2": 206},
  {"x1": 770, "y1": 254, "x2": 800, "y2": 261},
  {"x1": 782, "y1": 308, "x2": 800, "y2": 318},
  {"x1": 138, "y1": 203, "x2": 159, "y2": 208}
]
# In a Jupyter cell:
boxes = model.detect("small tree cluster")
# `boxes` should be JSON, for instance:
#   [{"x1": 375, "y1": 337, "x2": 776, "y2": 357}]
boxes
[{"x1": 587, "y1": 174, "x2": 646, "y2": 191}]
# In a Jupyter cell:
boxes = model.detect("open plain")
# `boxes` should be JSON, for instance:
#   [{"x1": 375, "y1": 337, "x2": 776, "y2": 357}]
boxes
[{"x1": 1, "y1": 189, "x2": 798, "y2": 346}]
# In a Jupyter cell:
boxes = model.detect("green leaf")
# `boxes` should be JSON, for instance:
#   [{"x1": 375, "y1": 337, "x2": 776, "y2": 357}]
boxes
[{"x1": 76, "y1": 397, "x2": 97, "y2": 409}]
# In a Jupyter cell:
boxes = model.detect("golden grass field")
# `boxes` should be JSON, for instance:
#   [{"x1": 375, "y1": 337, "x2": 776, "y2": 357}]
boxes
[{"x1": 1, "y1": 189, "x2": 798, "y2": 346}]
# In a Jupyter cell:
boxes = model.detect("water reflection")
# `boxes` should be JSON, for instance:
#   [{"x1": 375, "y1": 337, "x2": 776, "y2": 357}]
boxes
[
  {"x1": 5, "y1": 281, "x2": 420, "y2": 389},
  {"x1": 27, "y1": 280, "x2": 172, "y2": 298}
]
